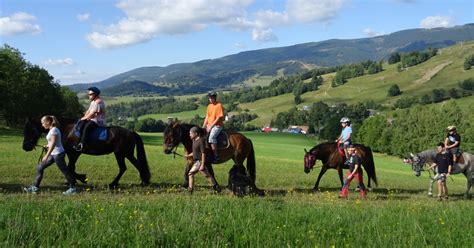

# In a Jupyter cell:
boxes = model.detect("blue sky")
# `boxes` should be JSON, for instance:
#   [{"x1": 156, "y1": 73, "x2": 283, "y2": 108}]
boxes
[{"x1": 1, "y1": 0, "x2": 473, "y2": 85}]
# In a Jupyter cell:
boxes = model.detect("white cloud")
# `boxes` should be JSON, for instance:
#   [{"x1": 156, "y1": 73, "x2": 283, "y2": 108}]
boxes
[
  {"x1": 286, "y1": 0, "x2": 345, "y2": 23},
  {"x1": 43, "y1": 58, "x2": 75, "y2": 66},
  {"x1": 252, "y1": 28, "x2": 278, "y2": 42},
  {"x1": 420, "y1": 15, "x2": 454, "y2": 29},
  {"x1": 86, "y1": 0, "x2": 346, "y2": 48},
  {"x1": 362, "y1": 28, "x2": 385, "y2": 37},
  {"x1": 87, "y1": 0, "x2": 253, "y2": 49},
  {"x1": 77, "y1": 13, "x2": 90, "y2": 22},
  {"x1": 0, "y1": 12, "x2": 41, "y2": 36}
]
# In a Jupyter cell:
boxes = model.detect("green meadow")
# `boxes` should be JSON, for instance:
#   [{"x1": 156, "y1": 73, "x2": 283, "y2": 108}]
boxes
[{"x1": 1, "y1": 128, "x2": 472, "y2": 247}]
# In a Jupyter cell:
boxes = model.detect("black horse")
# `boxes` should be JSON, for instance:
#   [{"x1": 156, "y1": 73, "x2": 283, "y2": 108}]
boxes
[
  {"x1": 303, "y1": 142, "x2": 377, "y2": 190},
  {"x1": 23, "y1": 118, "x2": 150, "y2": 188}
]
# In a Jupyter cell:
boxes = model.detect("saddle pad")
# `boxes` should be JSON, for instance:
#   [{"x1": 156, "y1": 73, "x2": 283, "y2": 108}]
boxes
[
  {"x1": 216, "y1": 131, "x2": 230, "y2": 149},
  {"x1": 74, "y1": 126, "x2": 108, "y2": 141}
]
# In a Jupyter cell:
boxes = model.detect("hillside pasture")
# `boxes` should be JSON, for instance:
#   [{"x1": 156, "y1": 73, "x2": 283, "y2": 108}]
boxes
[{"x1": 0, "y1": 128, "x2": 473, "y2": 246}]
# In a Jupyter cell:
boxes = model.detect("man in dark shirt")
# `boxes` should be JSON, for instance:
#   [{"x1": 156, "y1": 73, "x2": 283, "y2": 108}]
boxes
[
  {"x1": 444, "y1": 126, "x2": 461, "y2": 163},
  {"x1": 339, "y1": 145, "x2": 367, "y2": 199},
  {"x1": 428, "y1": 143, "x2": 453, "y2": 200},
  {"x1": 185, "y1": 127, "x2": 218, "y2": 194}
]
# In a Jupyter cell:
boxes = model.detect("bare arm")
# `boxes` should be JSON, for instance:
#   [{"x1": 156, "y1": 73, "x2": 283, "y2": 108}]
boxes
[{"x1": 42, "y1": 133, "x2": 57, "y2": 162}]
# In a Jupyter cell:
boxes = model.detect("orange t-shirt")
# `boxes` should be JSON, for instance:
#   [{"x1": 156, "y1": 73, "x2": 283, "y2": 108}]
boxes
[{"x1": 206, "y1": 102, "x2": 224, "y2": 127}]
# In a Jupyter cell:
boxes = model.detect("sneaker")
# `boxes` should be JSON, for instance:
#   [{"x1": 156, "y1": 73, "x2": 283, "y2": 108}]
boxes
[
  {"x1": 23, "y1": 185, "x2": 38, "y2": 194},
  {"x1": 63, "y1": 187, "x2": 77, "y2": 196},
  {"x1": 73, "y1": 143, "x2": 83, "y2": 152}
]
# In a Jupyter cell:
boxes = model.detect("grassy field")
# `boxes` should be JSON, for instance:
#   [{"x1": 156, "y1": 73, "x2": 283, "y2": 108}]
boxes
[{"x1": 0, "y1": 128, "x2": 472, "y2": 247}]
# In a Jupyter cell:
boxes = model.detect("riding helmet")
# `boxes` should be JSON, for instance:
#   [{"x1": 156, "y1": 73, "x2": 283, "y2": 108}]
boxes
[
  {"x1": 88, "y1": 87, "x2": 101, "y2": 96},
  {"x1": 208, "y1": 91, "x2": 217, "y2": 97},
  {"x1": 340, "y1": 117, "x2": 350, "y2": 123}
]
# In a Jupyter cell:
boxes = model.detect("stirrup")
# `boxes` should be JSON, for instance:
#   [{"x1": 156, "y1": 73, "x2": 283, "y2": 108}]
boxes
[{"x1": 73, "y1": 143, "x2": 83, "y2": 151}]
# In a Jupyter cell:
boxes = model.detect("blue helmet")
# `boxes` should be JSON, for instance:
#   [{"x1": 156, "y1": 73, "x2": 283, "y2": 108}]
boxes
[{"x1": 87, "y1": 87, "x2": 101, "y2": 95}]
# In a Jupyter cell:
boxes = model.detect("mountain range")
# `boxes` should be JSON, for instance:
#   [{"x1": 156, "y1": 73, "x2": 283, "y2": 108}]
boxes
[{"x1": 69, "y1": 23, "x2": 474, "y2": 96}]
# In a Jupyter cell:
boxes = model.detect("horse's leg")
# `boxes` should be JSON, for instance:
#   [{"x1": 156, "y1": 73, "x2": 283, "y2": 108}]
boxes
[
  {"x1": 337, "y1": 166, "x2": 344, "y2": 188},
  {"x1": 206, "y1": 163, "x2": 219, "y2": 188},
  {"x1": 126, "y1": 155, "x2": 148, "y2": 186},
  {"x1": 67, "y1": 152, "x2": 87, "y2": 184},
  {"x1": 110, "y1": 153, "x2": 127, "y2": 189},
  {"x1": 464, "y1": 171, "x2": 472, "y2": 199},
  {"x1": 428, "y1": 178, "x2": 435, "y2": 196},
  {"x1": 182, "y1": 162, "x2": 191, "y2": 188},
  {"x1": 313, "y1": 166, "x2": 328, "y2": 190}
]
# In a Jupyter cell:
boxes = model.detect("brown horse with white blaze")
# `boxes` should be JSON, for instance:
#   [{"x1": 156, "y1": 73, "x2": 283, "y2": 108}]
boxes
[{"x1": 163, "y1": 122, "x2": 258, "y2": 191}]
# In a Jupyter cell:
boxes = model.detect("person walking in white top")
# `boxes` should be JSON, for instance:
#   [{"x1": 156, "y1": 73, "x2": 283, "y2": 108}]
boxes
[{"x1": 24, "y1": 115, "x2": 77, "y2": 195}]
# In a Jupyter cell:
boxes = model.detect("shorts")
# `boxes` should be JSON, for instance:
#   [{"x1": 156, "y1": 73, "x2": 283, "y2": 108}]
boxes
[
  {"x1": 448, "y1": 147, "x2": 460, "y2": 156},
  {"x1": 343, "y1": 140, "x2": 352, "y2": 149},
  {"x1": 189, "y1": 161, "x2": 201, "y2": 175},
  {"x1": 208, "y1": 125, "x2": 223, "y2": 144},
  {"x1": 434, "y1": 173, "x2": 447, "y2": 183}
]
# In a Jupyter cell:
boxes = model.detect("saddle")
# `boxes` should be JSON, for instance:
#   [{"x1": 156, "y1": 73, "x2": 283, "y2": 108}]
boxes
[
  {"x1": 74, "y1": 122, "x2": 108, "y2": 141},
  {"x1": 205, "y1": 130, "x2": 230, "y2": 150}
]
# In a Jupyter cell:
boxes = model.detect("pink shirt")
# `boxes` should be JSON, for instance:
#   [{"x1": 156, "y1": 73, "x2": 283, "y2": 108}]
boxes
[{"x1": 88, "y1": 97, "x2": 106, "y2": 126}]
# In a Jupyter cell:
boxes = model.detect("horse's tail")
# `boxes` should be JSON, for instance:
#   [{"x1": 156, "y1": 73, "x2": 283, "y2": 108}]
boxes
[
  {"x1": 133, "y1": 132, "x2": 151, "y2": 185},
  {"x1": 364, "y1": 146, "x2": 378, "y2": 186},
  {"x1": 247, "y1": 139, "x2": 256, "y2": 183}
]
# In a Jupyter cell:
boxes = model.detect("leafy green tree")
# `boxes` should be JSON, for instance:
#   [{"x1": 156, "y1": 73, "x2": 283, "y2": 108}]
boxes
[
  {"x1": 0, "y1": 45, "x2": 82, "y2": 125},
  {"x1": 463, "y1": 54, "x2": 474, "y2": 70},
  {"x1": 431, "y1": 89, "x2": 446, "y2": 103},
  {"x1": 388, "y1": 84, "x2": 401, "y2": 96},
  {"x1": 388, "y1": 52, "x2": 401, "y2": 64}
]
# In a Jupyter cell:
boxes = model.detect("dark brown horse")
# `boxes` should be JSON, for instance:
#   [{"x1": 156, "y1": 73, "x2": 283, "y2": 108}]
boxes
[
  {"x1": 303, "y1": 142, "x2": 377, "y2": 190},
  {"x1": 23, "y1": 118, "x2": 150, "y2": 188},
  {"x1": 163, "y1": 122, "x2": 257, "y2": 190}
]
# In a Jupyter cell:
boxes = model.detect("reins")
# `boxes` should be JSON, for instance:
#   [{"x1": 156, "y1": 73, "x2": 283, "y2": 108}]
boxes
[{"x1": 36, "y1": 145, "x2": 47, "y2": 163}]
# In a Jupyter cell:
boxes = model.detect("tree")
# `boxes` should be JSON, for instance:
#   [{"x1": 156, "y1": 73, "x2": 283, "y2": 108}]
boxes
[
  {"x1": 388, "y1": 84, "x2": 401, "y2": 96},
  {"x1": 294, "y1": 94, "x2": 302, "y2": 104},
  {"x1": 0, "y1": 45, "x2": 82, "y2": 125},
  {"x1": 388, "y1": 52, "x2": 401, "y2": 64},
  {"x1": 431, "y1": 89, "x2": 446, "y2": 103}
]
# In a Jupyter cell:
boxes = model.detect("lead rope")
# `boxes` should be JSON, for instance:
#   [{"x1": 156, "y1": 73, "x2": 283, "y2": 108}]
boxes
[{"x1": 36, "y1": 145, "x2": 47, "y2": 163}]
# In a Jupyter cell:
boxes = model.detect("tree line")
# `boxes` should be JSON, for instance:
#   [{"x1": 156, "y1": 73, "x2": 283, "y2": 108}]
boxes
[
  {"x1": 0, "y1": 45, "x2": 83, "y2": 126},
  {"x1": 357, "y1": 101, "x2": 473, "y2": 157},
  {"x1": 107, "y1": 97, "x2": 198, "y2": 121}
]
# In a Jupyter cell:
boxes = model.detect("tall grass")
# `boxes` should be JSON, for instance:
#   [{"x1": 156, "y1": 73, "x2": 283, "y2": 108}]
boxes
[{"x1": 0, "y1": 129, "x2": 472, "y2": 247}]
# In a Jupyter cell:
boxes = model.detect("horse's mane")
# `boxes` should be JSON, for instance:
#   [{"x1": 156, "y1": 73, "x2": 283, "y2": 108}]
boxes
[
  {"x1": 309, "y1": 142, "x2": 335, "y2": 153},
  {"x1": 416, "y1": 149, "x2": 437, "y2": 163}
]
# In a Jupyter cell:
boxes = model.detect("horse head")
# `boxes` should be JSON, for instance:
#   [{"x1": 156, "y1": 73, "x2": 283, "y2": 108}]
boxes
[
  {"x1": 22, "y1": 118, "x2": 42, "y2": 151},
  {"x1": 304, "y1": 148, "x2": 317, "y2": 173},
  {"x1": 163, "y1": 122, "x2": 182, "y2": 154},
  {"x1": 403, "y1": 153, "x2": 425, "y2": 177}
]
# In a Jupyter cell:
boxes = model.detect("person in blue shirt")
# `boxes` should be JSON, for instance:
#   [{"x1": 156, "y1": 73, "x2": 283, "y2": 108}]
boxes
[{"x1": 335, "y1": 117, "x2": 352, "y2": 160}]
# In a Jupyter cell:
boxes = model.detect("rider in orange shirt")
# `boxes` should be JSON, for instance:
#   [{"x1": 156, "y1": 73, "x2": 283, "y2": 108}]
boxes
[{"x1": 202, "y1": 91, "x2": 224, "y2": 162}]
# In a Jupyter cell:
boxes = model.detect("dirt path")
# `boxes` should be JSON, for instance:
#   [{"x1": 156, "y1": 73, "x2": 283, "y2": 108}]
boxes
[{"x1": 415, "y1": 61, "x2": 452, "y2": 84}]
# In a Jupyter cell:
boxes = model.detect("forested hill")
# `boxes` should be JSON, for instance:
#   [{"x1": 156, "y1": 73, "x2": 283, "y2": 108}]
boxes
[{"x1": 69, "y1": 24, "x2": 474, "y2": 95}]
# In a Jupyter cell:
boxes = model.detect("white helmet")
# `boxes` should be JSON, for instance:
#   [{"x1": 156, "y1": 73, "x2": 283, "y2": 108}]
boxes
[{"x1": 340, "y1": 117, "x2": 350, "y2": 123}]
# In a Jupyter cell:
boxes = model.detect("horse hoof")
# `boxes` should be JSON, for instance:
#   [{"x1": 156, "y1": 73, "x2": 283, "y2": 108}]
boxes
[
  {"x1": 428, "y1": 193, "x2": 433, "y2": 197},
  {"x1": 109, "y1": 184, "x2": 118, "y2": 190}
]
